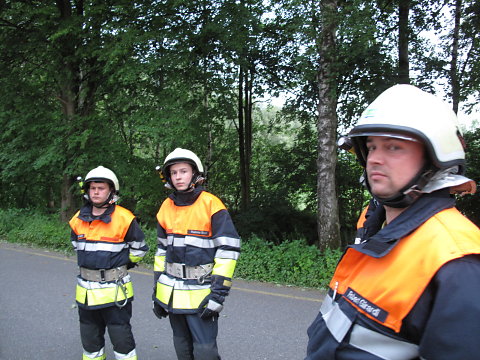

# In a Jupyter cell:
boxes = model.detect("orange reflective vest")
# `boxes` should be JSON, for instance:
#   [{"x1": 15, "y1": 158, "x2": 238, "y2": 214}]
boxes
[
  {"x1": 155, "y1": 191, "x2": 240, "y2": 313},
  {"x1": 70, "y1": 205, "x2": 137, "y2": 309},
  {"x1": 70, "y1": 206, "x2": 135, "y2": 244},
  {"x1": 330, "y1": 207, "x2": 480, "y2": 332}
]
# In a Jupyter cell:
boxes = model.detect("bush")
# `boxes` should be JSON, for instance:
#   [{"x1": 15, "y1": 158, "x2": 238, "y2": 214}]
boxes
[
  {"x1": 235, "y1": 236, "x2": 342, "y2": 289},
  {"x1": 0, "y1": 209, "x2": 342, "y2": 289},
  {"x1": 0, "y1": 209, "x2": 72, "y2": 252}
]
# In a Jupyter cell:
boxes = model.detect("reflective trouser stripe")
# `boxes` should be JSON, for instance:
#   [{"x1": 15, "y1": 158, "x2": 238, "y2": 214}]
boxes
[
  {"x1": 321, "y1": 294, "x2": 419, "y2": 359},
  {"x1": 114, "y1": 349, "x2": 137, "y2": 360},
  {"x1": 83, "y1": 347, "x2": 106, "y2": 360}
]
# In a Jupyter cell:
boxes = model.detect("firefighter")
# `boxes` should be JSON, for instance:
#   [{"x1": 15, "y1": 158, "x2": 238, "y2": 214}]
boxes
[
  {"x1": 306, "y1": 84, "x2": 480, "y2": 359},
  {"x1": 69, "y1": 166, "x2": 149, "y2": 360},
  {"x1": 152, "y1": 148, "x2": 241, "y2": 360}
]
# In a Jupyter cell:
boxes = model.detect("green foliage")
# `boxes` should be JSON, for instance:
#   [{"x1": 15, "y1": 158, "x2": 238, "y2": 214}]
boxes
[
  {"x1": 0, "y1": 208, "x2": 342, "y2": 289},
  {"x1": 456, "y1": 127, "x2": 480, "y2": 226},
  {"x1": 0, "y1": 209, "x2": 72, "y2": 252},
  {"x1": 235, "y1": 236, "x2": 342, "y2": 289}
]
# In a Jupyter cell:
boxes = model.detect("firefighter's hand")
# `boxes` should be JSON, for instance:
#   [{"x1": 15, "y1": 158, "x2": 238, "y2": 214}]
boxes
[
  {"x1": 152, "y1": 301, "x2": 168, "y2": 319},
  {"x1": 199, "y1": 294, "x2": 223, "y2": 320}
]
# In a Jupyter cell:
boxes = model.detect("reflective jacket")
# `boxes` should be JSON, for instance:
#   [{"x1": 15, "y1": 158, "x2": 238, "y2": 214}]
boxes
[
  {"x1": 69, "y1": 204, "x2": 148, "y2": 309},
  {"x1": 154, "y1": 187, "x2": 241, "y2": 314},
  {"x1": 306, "y1": 190, "x2": 480, "y2": 359}
]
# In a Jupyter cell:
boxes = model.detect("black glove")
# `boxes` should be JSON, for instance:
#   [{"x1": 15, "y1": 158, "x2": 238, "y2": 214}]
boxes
[
  {"x1": 126, "y1": 261, "x2": 137, "y2": 270},
  {"x1": 152, "y1": 301, "x2": 168, "y2": 319},
  {"x1": 198, "y1": 293, "x2": 224, "y2": 320}
]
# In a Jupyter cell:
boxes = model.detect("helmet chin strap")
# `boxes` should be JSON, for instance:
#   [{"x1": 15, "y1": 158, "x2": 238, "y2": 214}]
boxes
[{"x1": 365, "y1": 165, "x2": 436, "y2": 209}]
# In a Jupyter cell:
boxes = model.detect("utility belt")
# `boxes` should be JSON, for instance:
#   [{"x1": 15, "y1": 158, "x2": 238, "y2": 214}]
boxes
[
  {"x1": 79, "y1": 265, "x2": 128, "y2": 283},
  {"x1": 165, "y1": 262, "x2": 213, "y2": 283}
]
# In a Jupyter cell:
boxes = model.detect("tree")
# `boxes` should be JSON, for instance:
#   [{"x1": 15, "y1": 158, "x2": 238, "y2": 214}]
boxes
[{"x1": 314, "y1": 0, "x2": 341, "y2": 251}]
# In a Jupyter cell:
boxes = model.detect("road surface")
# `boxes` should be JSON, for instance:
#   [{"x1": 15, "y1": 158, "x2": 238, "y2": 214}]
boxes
[{"x1": 0, "y1": 242, "x2": 325, "y2": 360}]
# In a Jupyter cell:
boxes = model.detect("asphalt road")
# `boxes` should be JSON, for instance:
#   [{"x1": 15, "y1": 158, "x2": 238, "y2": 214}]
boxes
[{"x1": 0, "y1": 242, "x2": 325, "y2": 360}]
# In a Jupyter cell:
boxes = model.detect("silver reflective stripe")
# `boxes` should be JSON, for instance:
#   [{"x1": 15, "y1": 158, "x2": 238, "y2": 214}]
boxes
[
  {"x1": 215, "y1": 249, "x2": 240, "y2": 260},
  {"x1": 76, "y1": 242, "x2": 127, "y2": 252},
  {"x1": 213, "y1": 235, "x2": 241, "y2": 248},
  {"x1": 320, "y1": 294, "x2": 352, "y2": 343},
  {"x1": 185, "y1": 236, "x2": 215, "y2": 248},
  {"x1": 155, "y1": 248, "x2": 166, "y2": 257},
  {"x1": 83, "y1": 347, "x2": 105, "y2": 359},
  {"x1": 77, "y1": 274, "x2": 131, "y2": 289},
  {"x1": 114, "y1": 348, "x2": 137, "y2": 360},
  {"x1": 158, "y1": 273, "x2": 210, "y2": 291},
  {"x1": 349, "y1": 324, "x2": 419, "y2": 360},
  {"x1": 157, "y1": 236, "x2": 168, "y2": 247}
]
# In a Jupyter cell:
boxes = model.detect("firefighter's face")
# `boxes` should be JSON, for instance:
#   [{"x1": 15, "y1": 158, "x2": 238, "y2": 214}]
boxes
[
  {"x1": 366, "y1": 136, "x2": 425, "y2": 200},
  {"x1": 88, "y1": 181, "x2": 111, "y2": 206},
  {"x1": 170, "y1": 162, "x2": 194, "y2": 191}
]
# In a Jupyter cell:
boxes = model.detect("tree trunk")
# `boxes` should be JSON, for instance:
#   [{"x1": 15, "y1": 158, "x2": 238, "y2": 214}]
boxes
[
  {"x1": 238, "y1": 65, "x2": 248, "y2": 211},
  {"x1": 450, "y1": 0, "x2": 462, "y2": 114},
  {"x1": 398, "y1": 0, "x2": 410, "y2": 84},
  {"x1": 315, "y1": 0, "x2": 341, "y2": 252},
  {"x1": 60, "y1": 173, "x2": 75, "y2": 222}
]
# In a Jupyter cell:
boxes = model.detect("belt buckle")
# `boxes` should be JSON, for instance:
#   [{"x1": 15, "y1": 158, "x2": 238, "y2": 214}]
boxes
[
  {"x1": 181, "y1": 264, "x2": 187, "y2": 279},
  {"x1": 99, "y1": 269, "x2": 106, "y2": 283}
]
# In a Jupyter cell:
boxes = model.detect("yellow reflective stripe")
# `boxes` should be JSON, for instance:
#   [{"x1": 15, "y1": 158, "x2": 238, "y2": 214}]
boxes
[
  {"x1": 82, "y1": 347, "x2": 106, "y2": 360},
  {"x1": 154, "y1": 255, "x2": 166, "y2": 272},
  {"x1": 155, "y1": 276, "x2": 211, "y2": 310},
  {"x1": 76, "y1": 282, "x2": 134, "y2": 306},
  {"x1": 129, "y1": 254, "x2": 142, "y2": 263},
  {"x1": 173, "y1": 287, "x2": 210, "y2": 309},
  {"x1": 156, "y1": 281, "x2": 173, "y2": 305},
  {"x1": 212, "y1": 258, "x2": 237, "y2": 278}
]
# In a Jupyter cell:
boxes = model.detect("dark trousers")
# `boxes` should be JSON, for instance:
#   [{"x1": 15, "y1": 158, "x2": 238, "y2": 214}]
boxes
[
  {"x1": 78, "y1": 302, "x2": 136, "y2": 356},
  {"x1": 169, "y1": 313, "x2": 220, "y2": 360}
]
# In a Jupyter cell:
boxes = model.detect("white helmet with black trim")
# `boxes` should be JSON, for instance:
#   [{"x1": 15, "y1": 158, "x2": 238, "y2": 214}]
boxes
[
  {"x1": 162, "y1": 148, "x2": 205, "y2": 190},
  {"x1": 348, "y1": 84, "x2": 475, "y2": 207},
  {"x1": 83, "y1": 166, "x2": 120, "y2": 206}
]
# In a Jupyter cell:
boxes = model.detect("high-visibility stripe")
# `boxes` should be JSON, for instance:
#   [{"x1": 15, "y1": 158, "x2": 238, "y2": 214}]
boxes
[
  {"x1": 156, "y1": 274, "x2": 211, "y2": 310},
  {"x1": 82, "y1": 347, "x2": 106, "y2": 360},
  {"x1": 154, "y1": 255, "x2": 166, "y2": 272},
  {"x1": 320, "y1": 294, "x2": 352, "y2": 343},
  {"x1": 114, "y1": 349, "x2": 137, "y2": 360},
  {"x1": 213, "y1": 235, "x2": 241, "y2": 248},
  {"x1": 155, "y1": 248, "x2": 167, "y2": 257},
  {"x1": 321, "y1": 294, "x2": 420, "y2": 359},
  {"x1": 212, "y1": 258, "x2": 237, "y2": 278},
  {"x1": 77, "y1": 275, "x2": 132, "y2": 289},
  {"x1": 215, "y1": 249, "x2": 240, "y2": 260},
  {"x1": 76, "y1": 241, "x2": 127, "y2": 253},
  {"x1": 76, "y1": 281, "x2": 133, "y2": 306},
  {"x1": 185, "y1": 236, "x2": 215, "y2": 248},
  {"x1": 349, "y1": 324, "x2": 419, "y2": 360},
  {"x1": 129, "y1": 254, "x2": 143, "y2": 263},
  {"x1": 157, "y1": 236, "x2": 168, "y2": 247}
]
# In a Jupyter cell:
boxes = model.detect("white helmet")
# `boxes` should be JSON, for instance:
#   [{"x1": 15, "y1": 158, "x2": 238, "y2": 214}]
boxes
[
  {"x1": 83, "y1": 166, "x2": 120, "y2": 205},
  {"x1": 348, "y1": 84, "x2": 475, "y2": 207},
  {"x1": 162, "y1": 148, "x2": 204, "y2": 190}
]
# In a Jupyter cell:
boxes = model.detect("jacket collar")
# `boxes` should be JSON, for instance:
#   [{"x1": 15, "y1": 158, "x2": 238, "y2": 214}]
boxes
[
  {"x1": 169, "y1": 186, "x2": 204, "y2": 206},
  {"x1": 352, "y1": 188, "x2": 455, "y2": 258},
  {"x1": 77, "y1": 203, "x2": 115, "y2": 224}
]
